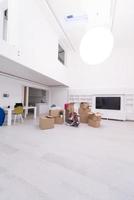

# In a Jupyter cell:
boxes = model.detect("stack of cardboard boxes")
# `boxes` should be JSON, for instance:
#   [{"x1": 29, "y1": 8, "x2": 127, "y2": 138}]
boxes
[
  {"x1": 78, "y1": 102, "x2": 101, "y2": 127},
  {"x1": 49, "y1": 109, "x2": 64, "y2": 124},
  {"x1": 39, "y1": 109, "x2": 64, "y2": 130},
  {"x1": 39, "y1": 102, "x2": 102, "y2": 130},
  {"x1": 78, "y1": 102, "x2": 91, "y2": 123}
]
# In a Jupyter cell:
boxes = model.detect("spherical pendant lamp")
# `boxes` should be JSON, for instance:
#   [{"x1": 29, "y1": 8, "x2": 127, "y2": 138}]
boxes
[{"x1": 80, "y1": 27, "x2": 114, "y2": 65}]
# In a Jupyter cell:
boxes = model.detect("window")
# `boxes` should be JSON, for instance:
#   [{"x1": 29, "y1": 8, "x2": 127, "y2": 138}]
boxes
[
  {"x1": 3, "y1": 9, "x2": 8, "y2": 41},
  {"x1": 58, "y1": 44, "x2": 65, "y2": 65}
]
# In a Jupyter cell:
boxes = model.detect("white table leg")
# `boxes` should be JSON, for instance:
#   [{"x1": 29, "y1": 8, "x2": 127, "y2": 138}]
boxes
[
  {"x1": 24, "y1": 108, "x2": 28, "y2": 118},
  {"x1": 7, "y1": 109, "x2": 12, "y2": 126},
  {"x1": 34, "y1": 107, "x2": 37, "y2": 119}
]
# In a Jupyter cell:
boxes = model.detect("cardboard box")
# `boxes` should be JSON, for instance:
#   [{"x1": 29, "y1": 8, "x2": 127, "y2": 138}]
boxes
[
  {"x1": 78, "y1": 107, "x2": 91, "y2": 115},
  {"x1": 49, "y1": 109, "x2": 60, "y2": 117},
  {"x1": 54, "y1": 116, "x2": 64, "y2": 124},
  {"x1": 88, "y1": 112, "x2": 101, "y2": 128},
  {"x1": 78, "y1": 107, "x2": 91, "y2": 123},
  {"x1": 80, "y1": 102, "x2": 89, "y2": 109},
  {"x1": 88, "y1": 112, "x2": 101, "y2": 121},
  {"x1": 49, "y1": 109, "x2": 64, "y2": 117},
  {"x1": 88, "y1": 119, "x2": 101, "y2": 128},
  {"x1": 39, "y1": 116, "x2": 54, "y2": 130},
  {"x1": 80, "y1": 114, "x2": 89, "y2": 123}
]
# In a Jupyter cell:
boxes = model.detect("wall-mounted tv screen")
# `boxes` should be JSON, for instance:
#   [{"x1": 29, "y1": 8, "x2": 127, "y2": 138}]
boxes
[{"x1": 96, "y1": 97, "x2": 121, "y2": 110}]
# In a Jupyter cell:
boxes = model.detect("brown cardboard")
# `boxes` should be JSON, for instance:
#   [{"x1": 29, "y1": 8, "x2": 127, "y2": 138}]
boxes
[
  {"x1": 88, "y1": 112, "x2": 101, "y2": 128},
  {"x1": 49, "y1": 109, "x2": 64, "y2": 117},
  {"x1": 78, "y1": 107, "x2": 90, "y2": 123},
  {"x1": 80, "y1": 102, "x2": 89, "y2": 109},
  {"x1": 49, "y1": 109, "x2": 60, "y2": 117},
  {"x1": 80, "y1": 114, "x2": 89, "y2": 123},
  {"x1": 88, "y1": 112, "x2": 101, "y2": 121},
  {"x1": 54, "y1": 116, "x2": 64, "y2": 124},
  {"x1": 88, "y1": 119, "x2": 101, "y2": 128},
  {"x1": 39, "y1": 117, "x2": 54, "y2": 130},
  {"x1": 78, "y1": 106, "x2": 91, "y2": 123},
  {"x1": 78, "y1": 107, "x2": 91, "y2": 115}
]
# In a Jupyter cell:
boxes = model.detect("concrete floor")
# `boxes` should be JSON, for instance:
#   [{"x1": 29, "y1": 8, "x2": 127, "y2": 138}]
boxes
[{"x1": 0, "y1": 119, "x2": 134, "y2": 200}]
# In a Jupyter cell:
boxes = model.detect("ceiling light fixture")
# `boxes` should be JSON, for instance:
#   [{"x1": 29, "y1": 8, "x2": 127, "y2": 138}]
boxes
[
  {"x1": 80, "y1": 27, "x2": 114, "y2": 65},
  {"x1": 65, "y1": 14, "x2": 88, "y2": 22}
]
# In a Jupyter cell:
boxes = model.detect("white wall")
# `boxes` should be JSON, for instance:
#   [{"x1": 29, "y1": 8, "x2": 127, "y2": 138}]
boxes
[
  {"x1": 0, "y1": 74, "x2": 50, "y2": 107},
  {"x1": 0, "y1": 0, "x2": 69, "y2": 86},
  {"x1": 67, "y1": 47, "x2": 134, "y2": 121},
  {"x1": 0, "y1": 75, "x2": 23, "y2": 107},
  {"x1": 67, "y1": 47, "x2": 134, "y2": 92},
  {"x1": 0, "y1": 0, "x2": 8, "y2": 40},
  {"x1": 50, "y1": 87, "x2": 69, "y2": 109}
]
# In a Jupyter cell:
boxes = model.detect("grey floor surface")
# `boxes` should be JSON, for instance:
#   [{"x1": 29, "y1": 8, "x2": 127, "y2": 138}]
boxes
[{"x1": 0, "y1": 119, "x2": 134, "y2": 200}]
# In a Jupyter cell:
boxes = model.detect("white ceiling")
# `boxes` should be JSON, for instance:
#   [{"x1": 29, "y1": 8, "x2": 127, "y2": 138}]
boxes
[{"x1": 45, "y1": 0, "x2": 134, "y2": 50}]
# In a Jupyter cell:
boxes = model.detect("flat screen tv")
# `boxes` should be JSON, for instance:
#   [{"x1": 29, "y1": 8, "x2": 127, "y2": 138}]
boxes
[{"x1": 96, "y1": 97, "x2": 121, "y2": 110}]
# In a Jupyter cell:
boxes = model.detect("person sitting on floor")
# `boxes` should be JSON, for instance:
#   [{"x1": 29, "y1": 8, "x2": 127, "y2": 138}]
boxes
[{"x1": 67, "y1": 112, "x2": 80, "y2": 127}]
